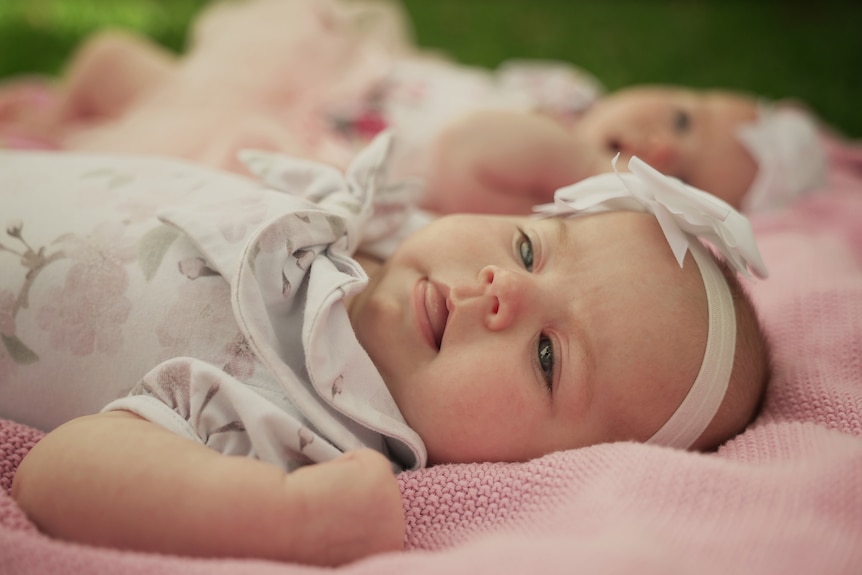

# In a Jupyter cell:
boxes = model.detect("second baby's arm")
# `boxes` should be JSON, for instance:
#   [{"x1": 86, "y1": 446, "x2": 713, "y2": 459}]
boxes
[{"x1": 422, "y1": 109, "x2": 606, "y2": 215}]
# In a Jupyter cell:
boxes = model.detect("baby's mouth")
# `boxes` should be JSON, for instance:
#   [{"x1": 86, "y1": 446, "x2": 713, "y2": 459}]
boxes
[{"x1": 419, "y1": 279, "x2": 449, "y2": 350}]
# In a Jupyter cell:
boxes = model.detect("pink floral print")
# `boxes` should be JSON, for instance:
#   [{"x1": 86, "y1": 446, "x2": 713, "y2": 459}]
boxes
[
  {"x1": 178, "y1": 257, "x2": 219, "y2": 279},
  {"x1": 133, "y1": 359, "x2": 194, "y2": 420},
  {"x1": 155, "y1": 279, "x2": 234, "y2": 353},
  {"x1": 36, "y1": 222, "x2": 136, "y2": 356},
  {"x1": 219, "y1": 333, "x2": 256, "y2": 380}
]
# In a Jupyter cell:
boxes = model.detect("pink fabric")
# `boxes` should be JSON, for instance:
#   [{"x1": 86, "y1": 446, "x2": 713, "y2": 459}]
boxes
[{"x1": 2, "y1": 140, "x2": 861, "y2": 574}]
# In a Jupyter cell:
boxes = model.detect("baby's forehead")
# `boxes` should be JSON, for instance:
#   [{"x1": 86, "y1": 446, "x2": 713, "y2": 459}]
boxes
[
  {"x1": 611, "y1": 85, "x2": 755, "y2": 113},
  {"x1": 538, "y1": 211, "x2": 689, "y2": 269},
  {"x1": 547, "y1": 210, "x2": 663, "y2": 237},
  {"x1": 609, "y1": 85, "x2": 696, "y2": 104}
]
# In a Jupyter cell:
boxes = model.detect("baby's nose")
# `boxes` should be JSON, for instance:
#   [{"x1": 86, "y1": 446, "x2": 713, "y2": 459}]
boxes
[
  {"x1": 641, "y1": 133, "x2": 677, "y2": 171},
  {"x1": 478, "y1": 265, "x2": 527, "y2": 331}
]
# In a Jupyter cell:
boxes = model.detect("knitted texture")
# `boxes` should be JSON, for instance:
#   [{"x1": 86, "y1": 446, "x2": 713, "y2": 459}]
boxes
[
  {"x1": 0, "y1": 418, "x2": 42, "y2": 534},
  {"x1": 2, "y1": 135, "x2": 861, "y2": 574}
]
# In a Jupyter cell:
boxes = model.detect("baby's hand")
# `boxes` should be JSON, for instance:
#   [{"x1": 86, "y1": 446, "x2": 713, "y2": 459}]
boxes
[{"x1": 285, "y1": 448, "x2": 405, "y2": 565}]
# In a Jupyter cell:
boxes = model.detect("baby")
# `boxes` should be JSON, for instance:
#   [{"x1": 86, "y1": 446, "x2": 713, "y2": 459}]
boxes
[
  {"x1": 10, "y1": 135, "x2": 770, "y2": 566},
  {"x1": 0, "y1": 0, "x2": 825, "y2": 218},
  {"x1": 423, "y1": 85, "x2": 826, "y2": 216}
]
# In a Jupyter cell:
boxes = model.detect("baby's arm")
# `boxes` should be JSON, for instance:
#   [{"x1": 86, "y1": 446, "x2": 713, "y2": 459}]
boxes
[
  {"x1": 12, "y1": 411, "x2": 404, "y2": 566},
  {"x1": 422, "y1": 109, "x2": 606, "y2": 215}
]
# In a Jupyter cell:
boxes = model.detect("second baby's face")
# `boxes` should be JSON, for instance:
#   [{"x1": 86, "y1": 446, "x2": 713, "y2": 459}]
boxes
[
  {"x1": 578, "y1": 86, "x2": 759, "y2": 209},
  {"x1": 348, "y1": 212, "x2": 711, "y2": 464}
]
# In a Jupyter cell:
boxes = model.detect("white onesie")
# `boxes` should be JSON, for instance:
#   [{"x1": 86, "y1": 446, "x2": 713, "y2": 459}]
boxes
[
  {"x1": 103, "y1": 134, "x2": 428, "y2": 471},
  {"x1": 0, "y1": 134, "x2": 428, "y2": 471}
]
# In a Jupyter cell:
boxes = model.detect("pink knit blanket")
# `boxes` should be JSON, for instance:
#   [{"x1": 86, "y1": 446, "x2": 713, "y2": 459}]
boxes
[{"x1": 2, "y1": 135, "x2": 861, "y2": 574}]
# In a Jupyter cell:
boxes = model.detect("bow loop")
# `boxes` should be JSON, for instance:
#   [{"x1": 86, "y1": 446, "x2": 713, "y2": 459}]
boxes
[{"x1": 533, "y1": 155, "x2": 768, "y2": 280}]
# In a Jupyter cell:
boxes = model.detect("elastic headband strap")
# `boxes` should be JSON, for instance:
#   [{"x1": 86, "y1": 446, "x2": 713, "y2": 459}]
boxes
[
  {"x1": 534, "y1": 154, "x2": 765, "y2": 450},
  {"x1": 646, "y1": 240, "x2": 735, "y2": 449}
]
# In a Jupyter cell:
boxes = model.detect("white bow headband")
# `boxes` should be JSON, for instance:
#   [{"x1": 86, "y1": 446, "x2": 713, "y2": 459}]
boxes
[{"x1": 534, "y1": 155, "x2": 768, "y2": 449}]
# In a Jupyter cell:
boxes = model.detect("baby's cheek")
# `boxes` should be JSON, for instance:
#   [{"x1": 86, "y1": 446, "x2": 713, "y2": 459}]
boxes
[{"x1": 401, "y1": 378, "x2": 481, "y2": 463}]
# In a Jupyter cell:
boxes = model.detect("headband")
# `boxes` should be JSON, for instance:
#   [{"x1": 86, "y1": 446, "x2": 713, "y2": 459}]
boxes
[
  {"x1": 737, "y1": 102, "x2": 826, "y2": 213},
  {"x1": 533, "y1": 155, "x2": 767, "y2": 449}
]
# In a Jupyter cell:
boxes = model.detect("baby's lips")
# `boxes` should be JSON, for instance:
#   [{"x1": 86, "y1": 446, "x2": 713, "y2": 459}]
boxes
[{"x1": 425, "y1": 281, "x2": 449, "y2": 350}]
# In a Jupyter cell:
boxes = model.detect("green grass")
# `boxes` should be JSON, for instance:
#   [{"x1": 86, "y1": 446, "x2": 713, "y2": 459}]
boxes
[{"x1": 1, "y1": 0, "x2": 859, "y2": 136}]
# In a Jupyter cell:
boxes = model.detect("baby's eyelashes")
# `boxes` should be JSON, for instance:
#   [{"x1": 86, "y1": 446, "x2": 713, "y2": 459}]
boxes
[
  {"x1": 537, "y1": 333, "x2": 555, "y2": 392},
  {"x1": 516, "y1": 227, "x2": 535, "y2": 272}
]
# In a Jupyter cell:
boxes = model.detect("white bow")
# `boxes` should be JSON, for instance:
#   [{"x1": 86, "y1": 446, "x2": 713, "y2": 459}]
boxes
[{"x1": 533, "y1": 155, "x2": 768, "y2": 280}]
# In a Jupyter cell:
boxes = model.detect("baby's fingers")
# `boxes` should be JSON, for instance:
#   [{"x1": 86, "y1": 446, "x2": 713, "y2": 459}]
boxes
[{"x1": 287, "y1": 448, "x2": 405, "y2": 565}]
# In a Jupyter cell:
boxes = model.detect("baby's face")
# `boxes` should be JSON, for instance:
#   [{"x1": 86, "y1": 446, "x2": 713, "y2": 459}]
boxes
[
  {"x1": 578, "y1": 86, "x2": 759, "y2": 208},
  {"x1": 349, "y1": 212, "x2": 709, "y2": 464}
]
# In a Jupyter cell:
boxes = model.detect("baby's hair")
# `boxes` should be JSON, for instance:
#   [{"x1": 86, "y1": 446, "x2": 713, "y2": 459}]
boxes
[{"x1": 696, "y1": 254, "x2": 772, "y2": 450}]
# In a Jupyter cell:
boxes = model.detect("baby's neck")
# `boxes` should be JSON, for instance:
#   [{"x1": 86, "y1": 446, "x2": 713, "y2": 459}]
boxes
[
  {"x1": 344, "y1": 251, "x2": 383, "y2": 316},
  {"x1": 353, "y1": 252, "x2": 383, "y2": 279}
]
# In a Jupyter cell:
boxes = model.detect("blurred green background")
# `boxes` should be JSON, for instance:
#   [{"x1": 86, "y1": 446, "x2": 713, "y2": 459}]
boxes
[{"x1": 1, "y1": 0, "x2": 859, "y2": 136}]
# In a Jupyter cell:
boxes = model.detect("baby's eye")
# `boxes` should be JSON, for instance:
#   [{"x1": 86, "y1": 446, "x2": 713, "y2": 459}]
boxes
[
  {"x1": 537, "y1": 333, "x2": 554, "y2": 391},
  {"x1": 674, "y1": 110, "x2": 691, "y2": 133},
  {"x1": 517, "y1": 228, "x2": 534, "y2": 272}
]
